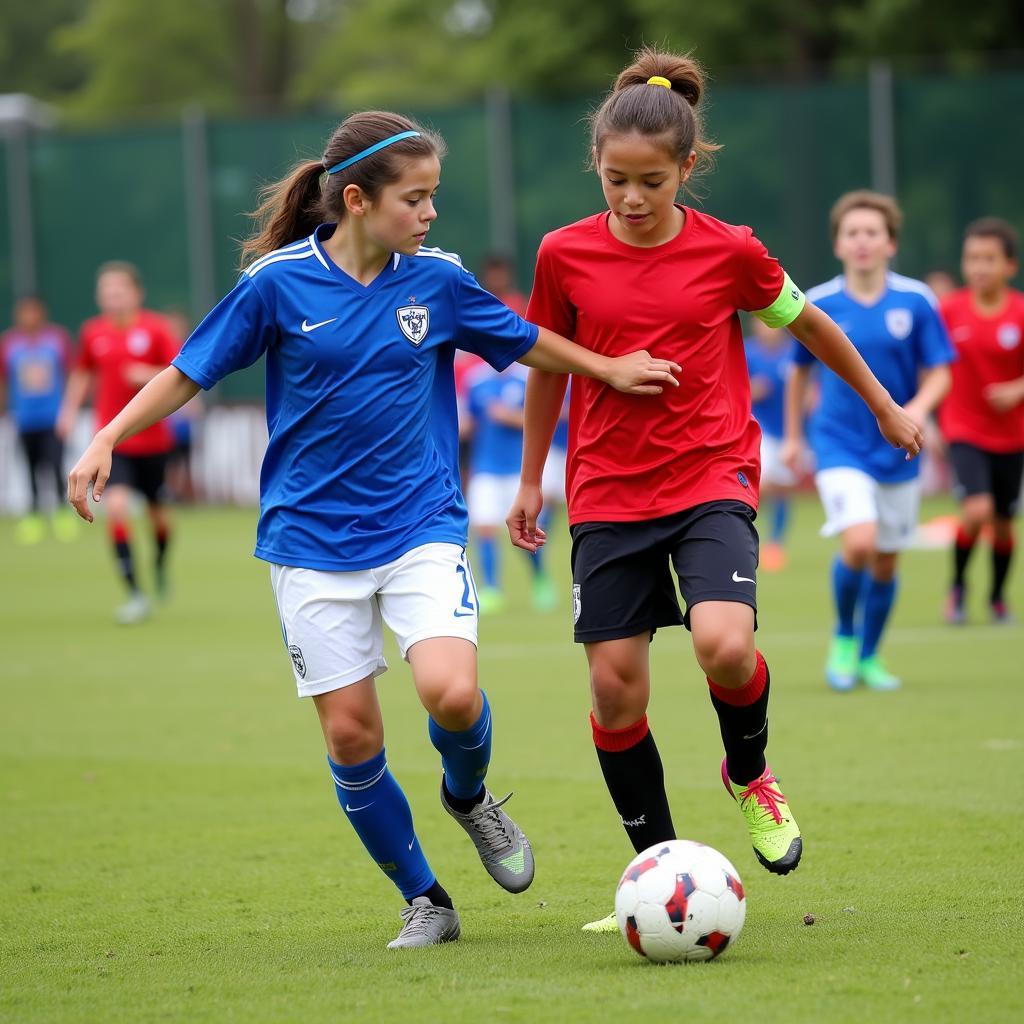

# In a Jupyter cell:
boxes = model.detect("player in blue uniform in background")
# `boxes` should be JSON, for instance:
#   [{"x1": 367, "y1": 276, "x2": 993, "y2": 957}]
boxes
[
  {"x1": 785, "y1": 191, "x2": 953, "y2": 691},
  {"x1": 744, "y1": 317, "x2": 796, "y2": 571},
  {"x1": 467, "y1": 364, "x2": 557, "y2": 611},
  {"x1": 0, "y1": 296, "x2": 77, "y2": 544},
  {"x1": 67, "y1": 111, "x2": 679, "y2": 950}
]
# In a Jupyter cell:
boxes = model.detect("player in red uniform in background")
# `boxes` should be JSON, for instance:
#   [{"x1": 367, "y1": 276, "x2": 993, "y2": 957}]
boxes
[
  {"x1": 940, "y1": 219, "x2": 1024, "y2": 624},
  {"x1": 58, "y1": 262, "x2": 180, "y2": 624},
  {"x1": 506, "y1": 48, "x2": 923, "y2": 931}
]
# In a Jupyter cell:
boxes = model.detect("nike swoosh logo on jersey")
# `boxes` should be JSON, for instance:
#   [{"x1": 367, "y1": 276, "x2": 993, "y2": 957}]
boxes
[
  {"x1": 732, "y1": 571, "x2": 755, "y2": 583},
  {"x1": 453, "y1": 609, "x2": 475, "y2": 618},
  {"x1": 301, "y1": 317, "x2": 338, "y2": 332}
]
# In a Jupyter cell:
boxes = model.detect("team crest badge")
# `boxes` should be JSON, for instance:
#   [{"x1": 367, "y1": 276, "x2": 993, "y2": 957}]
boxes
[
  {"x1": 573, "y1": 584, "x2": 582, "y2": 624},
  {"x1": 127, "y1": 329, "x2": 151, "y2": 355},
  {"x1": 396, "y1": 305, "x2": 430, "y2": 346},
  {"x1": 884, "y1": 308, "x2": 913, "y2": 340},
  {"x1": 287, "y1": 645, "x2": 306, "y2": 678},
  {"x1": 998, "y1": 323, "x2": 1021, "y2": 350}
]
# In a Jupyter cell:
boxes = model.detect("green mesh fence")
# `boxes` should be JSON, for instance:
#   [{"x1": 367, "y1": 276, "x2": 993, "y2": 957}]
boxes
[
  {"x1": 30, "y1": 125, "x2": 190, "y2": 334},
  {"x1": 3, "y1": 67, "x2": 1022, "y2": 400}
]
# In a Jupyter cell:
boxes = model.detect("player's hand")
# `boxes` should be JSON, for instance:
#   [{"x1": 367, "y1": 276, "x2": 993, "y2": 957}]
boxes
[
  {"x1": 605, "y1": 350, "x2": 681, "y2": 395},
  {"x1": 506, "y1": 484, "x2": 547, "y2": 553},
  {"x1": 67, "y1": 435, "x2": 114, "y2": 522},
  {"x1": 984, "y1": 380, "x2": 1024, "y2": 413},
  {"x1": 876, "y1": 400, "x2": 924, "y2": 461},
  {"x1": 780, "y1": 437, "x2": 803, "y2": 476},
  {"x1": 901, "y1": 399, "x2": 929, "y2": 432}
]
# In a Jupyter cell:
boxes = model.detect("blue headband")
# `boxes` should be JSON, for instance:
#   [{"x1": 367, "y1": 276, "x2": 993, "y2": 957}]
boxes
[{"x1": 325, "y1": 131, "x2": 422, "y2": 175}]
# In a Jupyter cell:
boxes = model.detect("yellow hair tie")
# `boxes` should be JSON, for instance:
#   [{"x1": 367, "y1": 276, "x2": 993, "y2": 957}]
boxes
[{"x1": 647, "y1": 76, "x2": 672, "y2": 89}]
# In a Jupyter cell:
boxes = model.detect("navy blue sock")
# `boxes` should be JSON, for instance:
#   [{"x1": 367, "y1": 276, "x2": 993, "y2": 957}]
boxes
[
  {"x1": 429, "y1": 690, "x2": 491, "y2": 803},
  {"x1": 771, "y1": 499, "x2": 790, "y2": 544},
  {"x1": 529, "y1": 548, "x2": 545, "y2": 576},
  {"x1": 832, "y1": 555, "x2": 865, "y2": 637},
  {"x1": 477, "y1": 535, "x2": 499, "y2": 588},
  {"x1": 327, "y1": 749, "x2": 435, "y2": 900},
  {"x1": 860, "y1": 576, "x2": 897, "y2": 660}
]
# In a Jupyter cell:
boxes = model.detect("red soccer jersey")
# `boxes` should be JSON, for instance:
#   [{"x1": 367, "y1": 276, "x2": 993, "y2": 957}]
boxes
[
  {"x1": 939, "y1": 288, "x2": 1024, "y2": 452},
  {"x1": 77, "y1": 310, "x2": 179, "y2": 456},
  {"x1": 527, "y1": 207, "x2": 791, "y2": 524}
]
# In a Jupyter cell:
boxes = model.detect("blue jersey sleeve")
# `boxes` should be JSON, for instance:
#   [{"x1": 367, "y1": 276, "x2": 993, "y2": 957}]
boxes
[
  {"x1": 454, "y1": 269, "x2": 538, "y2": 370},
  {"x1": 172, "y1": 276, "x2": 277, "y2": 390},
  {"x1": 913, "y1": 292, "x2": 956, "y2": 369}
]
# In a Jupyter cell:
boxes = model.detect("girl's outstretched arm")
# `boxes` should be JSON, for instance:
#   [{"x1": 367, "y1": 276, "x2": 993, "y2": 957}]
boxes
[
  {"x1": 519, "y1": 327, "x2": 680, "y2": 395},
  {"x1": 68, "y1": 366, "x2": 200, "y2": 521}
]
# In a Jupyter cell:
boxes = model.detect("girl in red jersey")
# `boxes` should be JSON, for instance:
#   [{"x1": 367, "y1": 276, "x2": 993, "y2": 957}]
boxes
[
  {"x1": 940, "y1": 218, "x2": 1024, "y2": 624},
  {"x1": 506, "y1": 48, "x2": 923, "y2": 930}
]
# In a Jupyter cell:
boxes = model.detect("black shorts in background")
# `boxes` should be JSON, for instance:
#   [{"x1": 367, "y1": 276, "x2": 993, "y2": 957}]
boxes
[
  {"x1": 569, "y1": 500, "x2": 759, "y2": 644},
  {"x1": 108, "y1": 452, "x2": 170, "y2": 504},
  {"x1": 949, "y1": 442, "x2": 1024, "y2": 519}
]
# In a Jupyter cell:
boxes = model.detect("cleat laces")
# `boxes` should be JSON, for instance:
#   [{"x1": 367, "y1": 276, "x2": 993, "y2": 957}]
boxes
[
  {"x1": 396, "y1": 903, "x2": 446, "y2": 942},
  {"x1": 462, "y1": 792, "x2": 514, "y2": 855},
  {"x1": 738, "y1": 773, "x2": 786, "y2": 827}
]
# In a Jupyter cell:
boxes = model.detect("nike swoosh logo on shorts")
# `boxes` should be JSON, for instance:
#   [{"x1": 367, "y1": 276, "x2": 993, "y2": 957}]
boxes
[
  {"x1": 732, "y1": 571, "x2": 755, "y2": 583},
  {"x1": 345, "y1": 801, "x2": 373, "y2": 813},
  {"x1": 301, "y1": 317, "x2": 338, "y2": 332}
]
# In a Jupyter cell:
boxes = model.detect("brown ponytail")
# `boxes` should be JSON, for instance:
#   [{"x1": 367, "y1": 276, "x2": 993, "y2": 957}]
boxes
[
  {"x1": 240, "y1": 111, "x2": 446, "y2": 268},
  {"x1": 590, "y1": 48, "x2": 720, "y2": 188}
]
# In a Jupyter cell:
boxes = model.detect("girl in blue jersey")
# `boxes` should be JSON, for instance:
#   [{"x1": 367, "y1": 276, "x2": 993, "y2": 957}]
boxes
[
  {"x1": 784, "y1": 191, "x2": 953, "y2": 692},
  {"x1": 67, "y1": 110, "x2": 680, "y2": 950}
]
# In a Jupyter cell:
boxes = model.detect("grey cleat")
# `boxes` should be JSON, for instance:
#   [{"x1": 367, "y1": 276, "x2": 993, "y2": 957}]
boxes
[
  {"x1": 386, "y1": 897, "x2": 460, "y2": 950},
  {"x1": 440, "y1": 780, "x2": 535, "y2": 893},
  {"x1": 115, "y1": 592, "x2": 150, "y2": 625}
]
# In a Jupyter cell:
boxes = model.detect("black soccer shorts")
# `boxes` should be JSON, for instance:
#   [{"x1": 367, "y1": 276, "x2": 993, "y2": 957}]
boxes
[
  {"x1": 949, "y1": 442, "x2": 1024, "y2": 519},
  {"x1": 569, "y1": 499, "x2": 759, "y2": 643}
]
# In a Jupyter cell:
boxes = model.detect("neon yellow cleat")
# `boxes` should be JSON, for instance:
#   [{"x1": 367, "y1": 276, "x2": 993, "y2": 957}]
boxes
[
  {"x1": 15, "y1": 514, "x2": 46, "y2": 545},
  {"x1": 581, "y1": 911, "x2": 618, "y2": 934},
  {"x1": 723, "y1": 761, "x2": 802, "y2": 875}
]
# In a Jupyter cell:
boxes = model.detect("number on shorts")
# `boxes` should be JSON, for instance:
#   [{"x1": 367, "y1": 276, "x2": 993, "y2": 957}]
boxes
[{"x1": 455, "y1": 554, "x2": 476, "y2": 615}]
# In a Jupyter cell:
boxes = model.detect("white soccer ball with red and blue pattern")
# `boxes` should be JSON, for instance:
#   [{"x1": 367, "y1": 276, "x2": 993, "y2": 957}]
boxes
[{"x1": 615, "y1": 839, "x2": 746, "y2": 963}]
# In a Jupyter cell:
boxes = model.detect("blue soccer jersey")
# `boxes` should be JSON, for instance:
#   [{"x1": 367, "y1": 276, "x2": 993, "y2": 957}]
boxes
[
  {"x1": 745, "y1": 335, "x2": 794, "y2": 440},
  {"x1": 173, "y1": 227, "x2": 538, "y2": 570},
  {"x1": 0, "y1": 327, "x2": 70, "y2": 432},
  {"x1": 468, "y1": 367, "x2": 528, "y2": 476},
  {"x1": 794, "y1": 272, "x2": 954, "y2": 482}
]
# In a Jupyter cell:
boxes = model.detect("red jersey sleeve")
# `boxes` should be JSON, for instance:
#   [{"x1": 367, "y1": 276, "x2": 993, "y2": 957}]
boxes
[
  {"x1": 75, "y1": 324, "x2": 96, "y2": 371},
  {"x1": 527, "y1": 235, "x2": 576, "y2": 339},
  {"x1": 735, "y1": 229, "x2": 786, "y2": 313}
]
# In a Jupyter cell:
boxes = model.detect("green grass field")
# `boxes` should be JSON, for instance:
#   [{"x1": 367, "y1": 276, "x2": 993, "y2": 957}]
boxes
[{"x1": 2, "y1": 499, "x2": 1022, "y2": 1023}]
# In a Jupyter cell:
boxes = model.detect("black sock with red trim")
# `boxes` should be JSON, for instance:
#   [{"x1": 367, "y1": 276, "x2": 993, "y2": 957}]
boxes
[
  {"x1": 708, "y1": 650, "x2": 770, "y2": 787},
  {"x1": 591, "y1": 713, "x2": 675, "y2": 854}
]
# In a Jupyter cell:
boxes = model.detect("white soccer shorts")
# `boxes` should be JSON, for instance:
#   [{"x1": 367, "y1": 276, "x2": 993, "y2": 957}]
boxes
[
  {"x1": 759, "y1": 434, "x2": 796, "y2": 488},
  {"x1": 467, "y1": 472, "x2": 522, "y2": 528},
  {"x1": 814, "y1": 466, "x2": 921, "y2": 553},
  {"x1": 270, "y1": 542, "x2": 479, "y2": 698},
  {"x1": 542, "y1": 446, "x2": 567, "y2": 503}
]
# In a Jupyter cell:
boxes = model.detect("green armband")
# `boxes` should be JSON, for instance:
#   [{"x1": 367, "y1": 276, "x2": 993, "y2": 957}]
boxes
[{"x1": 752, "y1": 273, "x2": 806, "y2": 328}]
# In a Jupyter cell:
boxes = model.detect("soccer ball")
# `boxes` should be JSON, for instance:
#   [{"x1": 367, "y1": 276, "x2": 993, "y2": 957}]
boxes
[{"x1": 615, "y1": 839, "x2": 746, "y2": 963}]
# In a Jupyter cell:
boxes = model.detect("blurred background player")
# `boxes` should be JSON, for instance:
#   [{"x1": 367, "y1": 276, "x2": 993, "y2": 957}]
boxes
[
  {"x1": 939, "y1": 218, "x2": 1024, "y2": 624},
  {"x1": 0, "y1": 295, "x2": 76, "y2": 544},
  {"x1": 786, "y1": 191, "x2": 954, "y2": 692},
  {"x1": 162, "y1": 308, "x2": 204, "y2": 504},
  {"x1": 925, "y1": 269, "x2": 958, "y2": 302},
  {"x1": 744, "y1": 316, "x2": 797, "y2": 570},
  {"x1": 479, "y1": 253, "x2": 528, "y2": 316},
  {"x1": 453, "y1": 254, "x2": 526, "y2": 489},
  {"x1": 467, "y1": 363, "x2": 557, "y2": 611},
  {"x1": 57, "y1": 262, "x2": 180, "y2": 624}
]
